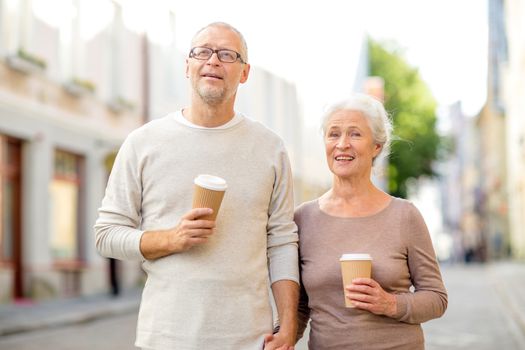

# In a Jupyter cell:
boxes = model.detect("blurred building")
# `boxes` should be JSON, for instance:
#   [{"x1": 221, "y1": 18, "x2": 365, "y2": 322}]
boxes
[
  {"x1": 475, "y1": 0, "x2": 525, "y2": 261},
  {"x1": 497, "y1": 0, "x2": 525, "y2": 259},
  {"x1": 472, "y1": 0, "x2": 511, "y2": 261},
  {"x1": 439, "y1": 0, "x2": 524, "y2": 261},
  {"x1": 436, "y1": 1, "x2": 515, "y2": 261},
  {"x1": 475, "y1": 102, "x2": 509, "y2": 262},
  {"x1": 439, "y1": 102, "x2": 483, "y2": 262},
  {"x1": 0, "y1": 0, "x2": 147, "y2": 303},
  {"x1": 0, "y1": 0, "x2": 303, "y2": 304}
]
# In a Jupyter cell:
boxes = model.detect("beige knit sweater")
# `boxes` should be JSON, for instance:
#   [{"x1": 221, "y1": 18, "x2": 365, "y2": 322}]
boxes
[
  {"x1": 95, "y1": 111, "x2": 299, "y2": 350},
  {"x1": 295, "y1": 198, "x2": 447, "y2": 350}
]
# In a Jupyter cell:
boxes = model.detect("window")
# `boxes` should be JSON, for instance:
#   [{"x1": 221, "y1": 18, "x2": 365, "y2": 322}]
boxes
[{"x1": 50, "y1": 150, "x2": 83, "y2": 261}]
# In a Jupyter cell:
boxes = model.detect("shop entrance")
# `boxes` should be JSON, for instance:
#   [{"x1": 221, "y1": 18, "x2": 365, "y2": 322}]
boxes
[{"x1": 0, "y1": 135, "x2": 23, "y2": 300}]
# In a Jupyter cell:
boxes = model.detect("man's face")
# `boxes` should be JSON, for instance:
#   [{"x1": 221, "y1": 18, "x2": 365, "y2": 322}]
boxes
[{"x1": 186, "y1": 26, "x2": 250, "y2": 105}]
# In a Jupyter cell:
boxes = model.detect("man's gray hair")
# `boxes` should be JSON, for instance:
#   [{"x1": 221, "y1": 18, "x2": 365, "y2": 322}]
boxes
[{"x1": 191, "y1": 22, "x2": 248, "y2": 63}]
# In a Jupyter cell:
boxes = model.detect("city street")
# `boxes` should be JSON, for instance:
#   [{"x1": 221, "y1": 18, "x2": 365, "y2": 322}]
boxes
[
  {"x1": 0, "y1": 263, "x2": 524, "y2": 349},
  {"x1": 423, "y1": 263, "x2": 525, "y2": 349},
  {"x1": 0, "y1": 3, "x2": 522, "y2": 350},
  {"x1": 0, "y1": 313, "x2": 137, "y2": 350},
  {"x1": 296, "y1": 262, "x2": 525, "y2": 350}
]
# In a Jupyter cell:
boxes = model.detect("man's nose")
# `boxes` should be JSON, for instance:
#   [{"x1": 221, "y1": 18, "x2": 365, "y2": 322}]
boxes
[{"x1": 206, "y1": 52, "x2": 221, "y2": 65}]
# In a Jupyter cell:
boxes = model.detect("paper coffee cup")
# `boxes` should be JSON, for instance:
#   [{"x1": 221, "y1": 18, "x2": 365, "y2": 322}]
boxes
[
  {"x1": 340, "y1": 253, "x2": 372, "y2": 308},
  {"x1": 192, "y1": 174, "x2": 227, "y2": 220}
]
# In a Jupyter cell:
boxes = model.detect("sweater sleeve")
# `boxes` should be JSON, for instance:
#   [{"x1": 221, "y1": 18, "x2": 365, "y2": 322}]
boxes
[
  {"x1": 94, "y1": 134, "x2": 145, "y2": 261},
  {"x1": 393, "y1": 203, "x2": 448, "y2": 324},
  {"x1": 296, "y1": 276, "x2": 311, "y2": 341},
  {"x1": 266, "y1": 142, "x2": 299, "y2": 285},
  {"x1": 294, "y1": 205, "x2": 310, "y2": 341}
]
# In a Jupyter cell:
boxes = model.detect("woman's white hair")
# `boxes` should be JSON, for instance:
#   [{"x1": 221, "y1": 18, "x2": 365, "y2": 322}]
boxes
[{"x1": 321, "y1": 93, "x2": 393, "y2": 162}]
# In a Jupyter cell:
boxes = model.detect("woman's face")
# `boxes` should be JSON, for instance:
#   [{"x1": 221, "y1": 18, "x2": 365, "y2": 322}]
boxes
[{"x1": 324, "y1": 109, "x2": 382, "y2": 179}]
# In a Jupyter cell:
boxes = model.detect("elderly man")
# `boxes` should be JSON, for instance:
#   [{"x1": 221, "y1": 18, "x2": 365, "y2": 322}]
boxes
[{"x1": 95, "y1": 22, "x2": 299, "y2": 350}]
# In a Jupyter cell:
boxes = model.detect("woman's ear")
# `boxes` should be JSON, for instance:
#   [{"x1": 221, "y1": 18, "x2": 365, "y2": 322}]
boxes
[{"x1": 373, "y1": 143, "x2": 382, "y2": 158}]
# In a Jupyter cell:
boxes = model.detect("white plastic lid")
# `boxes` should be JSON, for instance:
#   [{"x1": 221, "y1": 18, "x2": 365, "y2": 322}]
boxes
[
  {"x1": 340, "y1": 253, "x2": 372, "y2": 261},
  {"x1": 194, "y1": 174, "x2": 227, "y2": 191}
]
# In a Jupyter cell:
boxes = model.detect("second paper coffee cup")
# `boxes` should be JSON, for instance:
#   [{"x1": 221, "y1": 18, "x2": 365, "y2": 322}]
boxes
[
  {"x1": 192, "y1": 174, "x2": 227, "y2": 220},
  {"x1": 340, "y1": 253, "x2": 372, "y2": 308}
]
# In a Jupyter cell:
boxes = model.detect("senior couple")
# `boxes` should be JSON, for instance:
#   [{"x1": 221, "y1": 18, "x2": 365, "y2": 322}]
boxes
[{"x1": 95, "y1": 22, "x2": 447, "y2": 350}]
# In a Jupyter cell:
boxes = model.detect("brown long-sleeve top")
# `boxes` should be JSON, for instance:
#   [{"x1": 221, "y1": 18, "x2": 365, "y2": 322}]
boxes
[{"x1": 295, "y1": 197, "x2": 447, "y2": 350}]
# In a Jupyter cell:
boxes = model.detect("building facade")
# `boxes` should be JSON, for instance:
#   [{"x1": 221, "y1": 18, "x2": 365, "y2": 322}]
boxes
[
  {"x1": 477, "y1": 0, "x2": 525, "y2": 260},
  {"x1": 465, "y1": 0, "x2": 511, "y2": 262},
  {"x1": 499, "y1": 0, "x2": 525, "y2": 259},
  {"x1": 439, "y1": 102, "x2": 484, "y2": 262},
  {"x1": 0, "y1": 0, "x2": 304, "y2": 304},
  {"x1": 0, "y1": 0, "x2": 148, "y2": 303}
]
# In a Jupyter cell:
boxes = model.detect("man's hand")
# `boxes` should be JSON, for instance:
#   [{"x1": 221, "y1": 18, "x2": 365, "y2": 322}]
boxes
[
  {"x1": 140, "y1": 208, "x2": 216, "y2": 260},
  {"x1": 263, "y1": 331, "x2": 294, "y2": 350},
  {"x1": 166, "y1": 208, "x2": 217, "y2": 252}
]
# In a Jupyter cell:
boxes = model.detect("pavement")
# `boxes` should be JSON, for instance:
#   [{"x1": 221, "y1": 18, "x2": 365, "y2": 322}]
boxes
[
  {"x1": 0, "y1": 289, "x2": 141, "y2": 337},
  {"x1": 487, "y1": 261, "x2": 525, "y2": 334},
  {"x1": 422, "y1": 261, "x2": 525, "y2": 349},
  {"x1": 0, "y1": 261, "x2": 524, "y2": 344}
]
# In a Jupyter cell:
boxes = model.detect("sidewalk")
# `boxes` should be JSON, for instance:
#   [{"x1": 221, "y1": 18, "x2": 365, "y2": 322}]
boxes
[
  {"x1": 488, "y1": 261, "x2": 525, "y2": 335},
  {"x1": 1, "y1": 261, "x2": 524, "y2": 345},
  {"x1": 0, "y1": 289, "x2": 141, "y2": 337}
]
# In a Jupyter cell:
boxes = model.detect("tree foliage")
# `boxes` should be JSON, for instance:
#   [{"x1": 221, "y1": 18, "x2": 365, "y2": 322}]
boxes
[{"x1": 369, "y1": 39, "x2": 441, "y2": 198}]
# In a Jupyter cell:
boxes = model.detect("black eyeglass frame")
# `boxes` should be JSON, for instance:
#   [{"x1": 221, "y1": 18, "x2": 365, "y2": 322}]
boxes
[{"x1": 189, "y1": 46, "x2": 246, "y2": 64}]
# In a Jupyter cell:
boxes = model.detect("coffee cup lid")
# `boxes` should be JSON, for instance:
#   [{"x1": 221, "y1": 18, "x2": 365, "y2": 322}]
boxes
[
  {"x1": 194, "y1": 174, "x2": 227, "y2": 191},
  {"x1": 340, "y1": 253, "x2": 372, "y2": 261}
]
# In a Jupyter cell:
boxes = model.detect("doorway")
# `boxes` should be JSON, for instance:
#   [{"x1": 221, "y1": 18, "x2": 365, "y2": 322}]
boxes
[{"x1": 0, "y1": 135, "x2": 23, "y2": 300}]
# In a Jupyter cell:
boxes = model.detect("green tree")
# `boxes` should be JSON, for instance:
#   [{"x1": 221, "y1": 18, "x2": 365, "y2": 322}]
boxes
[{"x1": 369, "y1": 39, "x2": 441, "y2": 198}]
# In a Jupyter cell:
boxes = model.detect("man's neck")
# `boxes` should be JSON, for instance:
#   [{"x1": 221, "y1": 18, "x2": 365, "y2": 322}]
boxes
[{"x1": 183, "y1": 100, "x2": 236, "y2": 128}]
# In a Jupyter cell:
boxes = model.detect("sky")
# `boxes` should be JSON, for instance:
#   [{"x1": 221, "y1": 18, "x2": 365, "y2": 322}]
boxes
[
  {"x1": 169, "y1": 0, "x2": 488, "y2": 126},
  {"x1": 30, "y1": 0, "x2": 489, "y2": 126}
]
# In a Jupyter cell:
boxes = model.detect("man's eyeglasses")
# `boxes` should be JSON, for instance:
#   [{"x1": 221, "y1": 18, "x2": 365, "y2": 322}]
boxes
[{"x1": 189, "y1": 47, "x2": 246, "y2": 64}]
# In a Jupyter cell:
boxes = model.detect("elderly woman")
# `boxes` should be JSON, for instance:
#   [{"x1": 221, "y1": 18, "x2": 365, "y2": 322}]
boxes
[{"x1": 295, "y1": 94, "x2": 447, "y2": 349}]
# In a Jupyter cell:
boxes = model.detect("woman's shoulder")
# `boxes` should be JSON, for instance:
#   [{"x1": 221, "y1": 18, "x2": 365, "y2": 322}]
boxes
[
  {"x1": 389, "y1": 196, "x2": 420, "y2": 214},
  {"x1": 294, "y1": 199, "x2": 320, "y2": 217},
  {"x1": 294, "y1": 199, "x2": 322, "y2": 237},
  {"x1": 294, "y1": 199, "x2": 323, "y2": 227},
  {"x1": 388, "y1": 197, "x2": 427, "y2": 229}
]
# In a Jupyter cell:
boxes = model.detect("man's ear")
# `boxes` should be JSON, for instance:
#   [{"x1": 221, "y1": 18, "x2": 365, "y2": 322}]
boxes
[
  {"x1": 185, "y1": 58, "x2": 189, "y2": 78},
  {"x1": 239, "y1": 63, "x2": 250, "y2": 84}
]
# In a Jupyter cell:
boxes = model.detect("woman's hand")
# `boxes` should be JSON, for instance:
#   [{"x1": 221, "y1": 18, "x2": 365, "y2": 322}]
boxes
[{"x1": 345, "y1": 278, "x2": 397, "y2": 317}]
